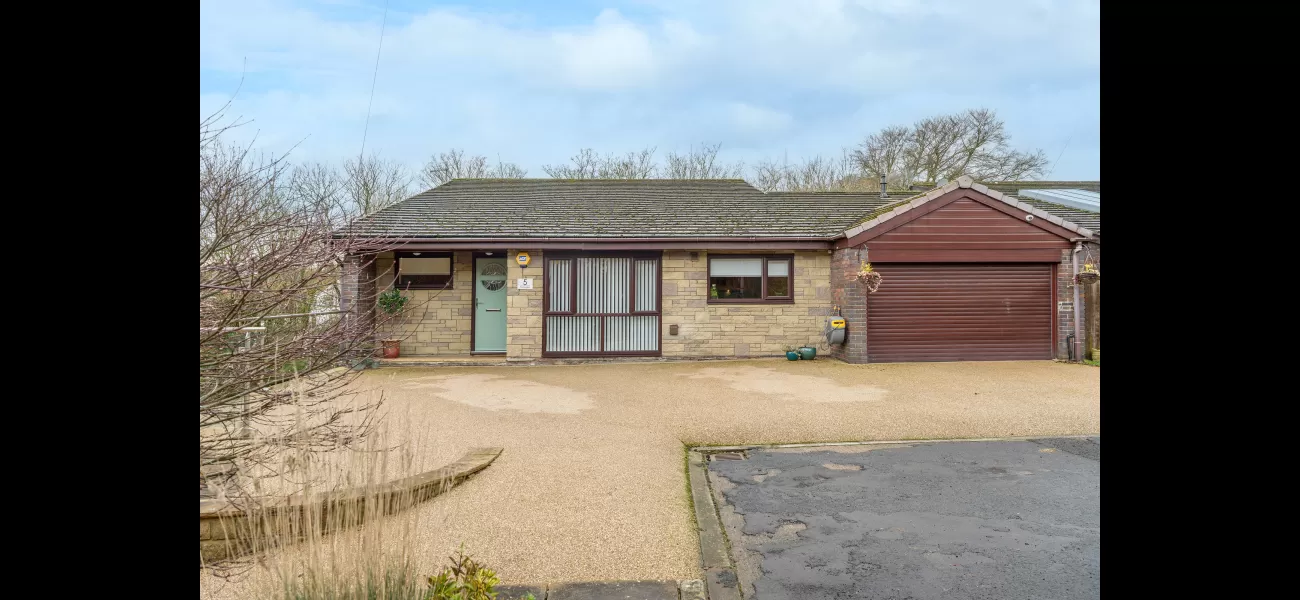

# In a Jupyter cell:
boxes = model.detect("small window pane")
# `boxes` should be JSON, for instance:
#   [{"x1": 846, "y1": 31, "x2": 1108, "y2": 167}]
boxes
[
  {"x1": 400, "y1": 257, "x2": 451, "y2": 275},
  {"x1": 710, "y1": 276, "x2": 762, "y2": 299},
  {"x1": 767, "y1": 276, "x2": 789, "y2": 297},
  {"x1": 767, "y1": 260, "x2": 789, "y2": 277},
  {"x1": 710, "y1": 258, "x2": 762, "y2": 277}
]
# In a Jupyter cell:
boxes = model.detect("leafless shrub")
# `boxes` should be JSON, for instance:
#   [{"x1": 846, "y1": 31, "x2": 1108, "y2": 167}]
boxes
[{"x1": 200, "y1": 110, "x2": 403, "y2": 506}]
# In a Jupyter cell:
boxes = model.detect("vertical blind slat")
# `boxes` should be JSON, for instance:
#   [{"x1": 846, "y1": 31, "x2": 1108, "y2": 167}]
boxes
[
  {"x1": 549, "y1": 259, "x2": 571, "y2": 312},
  {"x1": 635, "y1": 260, "x2": 656, "y2": 311},
  {"x1": 604, "y1": 315, "x2": 659, "y2": 352}
]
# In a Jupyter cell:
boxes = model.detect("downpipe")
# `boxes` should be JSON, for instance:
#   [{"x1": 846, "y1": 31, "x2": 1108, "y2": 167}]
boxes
[{"x1": 1072, "y1": 242, "x2": 1084, "y2": 362}]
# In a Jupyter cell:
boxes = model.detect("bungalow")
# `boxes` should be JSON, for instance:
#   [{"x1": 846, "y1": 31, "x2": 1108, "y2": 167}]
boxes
[{"x1": 338, "y1": 175, "x2": 1100, "y2": 363}]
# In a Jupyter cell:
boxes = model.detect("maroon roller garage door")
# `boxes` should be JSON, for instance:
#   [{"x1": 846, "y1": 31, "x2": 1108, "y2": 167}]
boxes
[{"x1": 867, "y1": 263, "x2": 1054, "y2": 363}]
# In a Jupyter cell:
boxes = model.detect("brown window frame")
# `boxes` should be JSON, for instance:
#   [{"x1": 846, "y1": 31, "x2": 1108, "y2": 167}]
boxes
[
  {"x1": 542, "y1": 252, "x2": 662, "y2": 357},
  {"x1": 707, "y1": 254, "x2": 795, "y2": 304},
  {"x1": 394, "y1": 251, "x2": 454, "y2": 290}
]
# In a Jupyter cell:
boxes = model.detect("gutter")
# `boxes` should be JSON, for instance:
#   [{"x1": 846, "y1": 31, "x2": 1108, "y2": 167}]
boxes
[
  {"x1": 339, "y1": 235, "x2": 837, "y2": 243},
  {"x1": 340, "y1": 235, "x2": 841, "y2": 252}
]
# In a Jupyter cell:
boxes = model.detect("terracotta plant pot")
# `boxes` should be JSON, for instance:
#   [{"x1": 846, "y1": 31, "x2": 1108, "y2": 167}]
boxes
[{"x1": 381, "y1": 340, "x2": 401, "y2": 359}]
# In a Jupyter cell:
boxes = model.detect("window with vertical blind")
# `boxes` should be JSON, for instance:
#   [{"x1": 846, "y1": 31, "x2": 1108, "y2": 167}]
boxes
[
  {"x1": 708, "y1": 255, "x2": 793, "y2": 303},
  {"x1": 544, "y1": 253, "x2": 661, "y2": 356}
]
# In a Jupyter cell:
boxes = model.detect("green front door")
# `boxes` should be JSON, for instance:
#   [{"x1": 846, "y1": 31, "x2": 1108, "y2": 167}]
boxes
[{"x1": 474, "y1": 258, "x2": 508, "y2": 352}]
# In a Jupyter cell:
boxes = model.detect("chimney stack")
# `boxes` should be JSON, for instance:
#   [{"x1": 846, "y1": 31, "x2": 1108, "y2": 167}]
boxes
[{"x1": 880, "y1": 174, "x2": 888, "y2": 198}]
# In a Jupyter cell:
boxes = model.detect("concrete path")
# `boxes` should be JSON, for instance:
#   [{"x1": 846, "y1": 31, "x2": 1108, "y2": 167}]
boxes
[
  {"x1": 498, "y1": 579, "x2": 699, "y2": 600},
  {"x1": 708, "y1": 438, "x2": 1101, "y2": 599},
  {"x1": 202, "y1": 359, "x2": 1099, "y2": 596}
]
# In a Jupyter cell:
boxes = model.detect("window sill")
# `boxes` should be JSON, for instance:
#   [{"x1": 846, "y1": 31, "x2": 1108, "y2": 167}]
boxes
[{"x1": 707, "y1": 299, "x2": 794, "y2": 305}]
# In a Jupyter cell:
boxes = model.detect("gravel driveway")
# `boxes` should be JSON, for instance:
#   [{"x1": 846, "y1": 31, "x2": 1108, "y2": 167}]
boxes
[{"x1": 208, "y1": 359, "x2": 1099, "y2": 591}]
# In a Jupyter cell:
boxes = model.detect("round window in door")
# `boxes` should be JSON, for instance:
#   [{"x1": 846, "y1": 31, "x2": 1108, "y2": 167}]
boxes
[{"x1": 480, "y1": 262, "x2": 507, "y2": 290}]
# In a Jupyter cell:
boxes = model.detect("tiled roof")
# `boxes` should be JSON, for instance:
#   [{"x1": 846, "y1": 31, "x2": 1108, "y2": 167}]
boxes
[
  {"x1": 1018, "y1": 197, "x2": 1100, "y2": 235},
  {"x1": 344, "y1": 179, "x2": 898, "y2": 239},
  {"x1": 984, "y1": 180, "x2": 1100, "y2": 194}
]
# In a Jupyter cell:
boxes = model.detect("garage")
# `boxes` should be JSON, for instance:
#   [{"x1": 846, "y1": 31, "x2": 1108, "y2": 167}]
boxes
[
  {"x1": 867, "y1": 263, "x2": 1055, "y2": 362},
  {"x1": 832, "y1": 180, "x2": 1092, "y2": 364}
]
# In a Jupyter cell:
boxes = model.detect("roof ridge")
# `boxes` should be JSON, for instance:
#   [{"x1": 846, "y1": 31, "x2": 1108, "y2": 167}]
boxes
[
  {"x1": 441, "y1": 178, "x2": 753, "y2": 184},
  {"x1": 980, "y1": 180, "x2": 1101, "y2": 184}
]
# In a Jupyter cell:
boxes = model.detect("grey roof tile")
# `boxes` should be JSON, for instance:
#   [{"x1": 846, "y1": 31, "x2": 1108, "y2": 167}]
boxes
[
  {"x1": 984, "y1": 180, "x2": 1101, "y2": 194},
  {"x1": 344, "y1": 179, "x2": 897, "y2": 239},
  {"x1": 1017, "y1": 197, "x2": 1101, "y2": 235}
]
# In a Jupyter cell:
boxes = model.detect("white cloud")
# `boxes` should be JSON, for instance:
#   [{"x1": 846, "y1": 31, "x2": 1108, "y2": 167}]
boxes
[
  {"x1": 199, "y1": 0, "x2": 1101, "y2": 178},
  {"x1": 552, "y1": 9, "x2": 659, "y2": 89}
]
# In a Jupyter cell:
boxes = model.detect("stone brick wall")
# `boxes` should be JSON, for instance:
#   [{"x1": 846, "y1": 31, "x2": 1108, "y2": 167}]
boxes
[
  {"x1": 661, "y1": 250, "x2": 835, "y2": 357},
  {"x1": 828, "y1": 246, "x2": 868, "y2": 363},
  {"x1": 374, "y1": 251, "x2": 473, "y2": 355},
  {"x1": 506, "y1": 250, "x2": 544, "y2": 360}
]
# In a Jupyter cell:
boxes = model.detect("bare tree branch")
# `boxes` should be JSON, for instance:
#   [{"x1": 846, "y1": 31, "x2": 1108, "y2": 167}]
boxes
[
  {"x1": 746, "y1": 153, "x2": 855, "y2": 192},
  {"x1": 663, "y1": 143, "x2": 745, "y2": 179},
  {"x1": 343, "y1": 154, "x2": 410, "y2": 215},
  {"x1": 853, "y1": 108, "x2": 1049, "y2": 186},
  {"x1": 418, "y1": 149, "x2": 486, "y2": 189},
  {"x1": 542, "y1": 147, "x2": 659, "y2": 179}
]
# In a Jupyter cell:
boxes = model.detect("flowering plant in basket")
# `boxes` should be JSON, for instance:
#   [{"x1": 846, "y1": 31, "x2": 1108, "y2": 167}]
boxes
[
  {"x1": 1074, "y1": 262, "x2": 1100, "y2": 285},
  {"x1": 856, "y1": 261, "x2": 883, "y2": 293}
]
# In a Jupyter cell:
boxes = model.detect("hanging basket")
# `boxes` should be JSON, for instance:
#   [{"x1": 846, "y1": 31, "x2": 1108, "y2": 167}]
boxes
[
  {"x1": 856, "y1": 270, "x2": 883, "y2": 293},
  {"x1": 1074, "y1": 271, "x2": 1100, "y2": 285}
]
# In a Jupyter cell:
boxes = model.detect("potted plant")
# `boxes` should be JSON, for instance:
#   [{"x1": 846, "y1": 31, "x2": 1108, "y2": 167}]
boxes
[
  {"x1": 856, "y1": 261, "x2": 883, "y2": 293},
  {"x1": 377, "y1": 287, "x2": 409, "y2": 358},
  {"x1": 785, "y1": 347, "x2": 800, "y2": 361},
  {"x1": 798, "y1": 345, "x2": 817, "y2": 360},
  {"x1": 1074, "y1": 262, "x2": 1100, "y2": 285}
]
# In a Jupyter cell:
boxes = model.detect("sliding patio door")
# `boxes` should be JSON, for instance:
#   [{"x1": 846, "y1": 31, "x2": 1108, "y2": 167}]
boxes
[{"x1": 543, "y1": 254, "x2": 661, "y2": 356}]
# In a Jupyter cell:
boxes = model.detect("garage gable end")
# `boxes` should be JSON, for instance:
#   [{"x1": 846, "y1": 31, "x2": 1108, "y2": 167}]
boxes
[{"x1": 840, "y1": 175, "x2": 1095, "y2": 250}]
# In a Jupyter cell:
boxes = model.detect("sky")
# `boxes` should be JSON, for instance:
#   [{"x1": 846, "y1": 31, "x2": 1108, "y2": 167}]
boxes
[{"x1": 199, "y1": 0, "x2": 1101, "y2": 181}]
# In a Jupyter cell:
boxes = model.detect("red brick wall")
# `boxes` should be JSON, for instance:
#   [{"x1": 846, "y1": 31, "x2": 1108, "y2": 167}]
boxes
[
  {"x1": 1056, "y1": 242, "x2": 1101, "y2": 361},
  {"x1": 829, "y1": 246, "x2": 869, "y2": 363}
]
